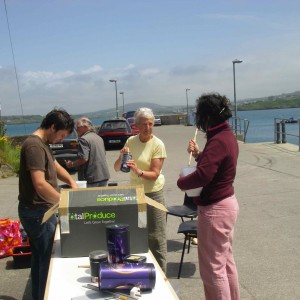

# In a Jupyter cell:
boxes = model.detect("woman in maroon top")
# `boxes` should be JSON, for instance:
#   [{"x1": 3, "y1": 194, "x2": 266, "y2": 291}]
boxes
[{"x1": 177, "y1": 93, "x2": 240, "y2": 300}]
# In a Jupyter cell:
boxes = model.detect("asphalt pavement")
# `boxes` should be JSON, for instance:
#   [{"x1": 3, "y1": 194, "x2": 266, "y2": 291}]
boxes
[{"x1": 1, "y1": 124, "x2": 300, "y2": 300}]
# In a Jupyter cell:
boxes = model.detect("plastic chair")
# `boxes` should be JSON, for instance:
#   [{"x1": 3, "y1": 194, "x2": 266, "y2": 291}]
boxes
[
  {"x1": 177, "y1": 220, "x2": 198, "y2": 279},
  {"x1": 166, "y1": 193, "x2": 197, "y2": 222}
]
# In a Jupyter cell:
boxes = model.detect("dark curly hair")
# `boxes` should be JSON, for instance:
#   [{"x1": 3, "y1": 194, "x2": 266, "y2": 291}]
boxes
[
  {"x1": 40, "y1": 108, "x2": 74, "y2": 134},
  {"x1": 195, "y1": 93, "x2": 232, "y2": 132}
]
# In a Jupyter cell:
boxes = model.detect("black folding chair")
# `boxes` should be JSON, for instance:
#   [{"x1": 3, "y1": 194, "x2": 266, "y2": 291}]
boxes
[
  {"x1": 177, "y1": 220, "x2": 198, "y2": 279},
  {"x1": 166, "y1": 193, "x2": 197, "y2": 222}
]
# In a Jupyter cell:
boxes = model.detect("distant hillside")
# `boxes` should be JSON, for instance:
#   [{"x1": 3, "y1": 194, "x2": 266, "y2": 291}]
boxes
[
  {"x1": 1, "y1": 114, "x2": 43, "y2": 125},
  {"x1": 1, "y1": 102, "x2": 185, "y2": 125},
  {"x1": 74, "y1": 102, "x2": 183, "y2": 119},
  {"x1": 237, "y1": 91, "x2": 300, "y2": 110},
  {"x1": 2, "y1": 91, "x2": 300, "y2": 124},
  {"x1": 72, "y1": 102, "x2": 185, "y2": 120}
]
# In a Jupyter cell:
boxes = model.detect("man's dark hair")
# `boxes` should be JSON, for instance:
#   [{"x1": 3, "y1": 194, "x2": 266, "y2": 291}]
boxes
[
  {"x1": 195, "y1": 93, "x2": 232, "y2": 132},
  {"x1": 40, "y1": 108, "x2": 74, "y2": 134}
]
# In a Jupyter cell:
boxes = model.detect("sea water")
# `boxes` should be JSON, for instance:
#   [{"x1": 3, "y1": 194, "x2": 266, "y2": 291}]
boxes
[
  {"x1": 4, "y1": 117, "x2": 106, "y2": 136},
  {"x1": 238, "y1": 107, "x2": 300, "y2": 144},
  {"x1": 3, "y1": 108, "x2": 300, "y2": 145}
]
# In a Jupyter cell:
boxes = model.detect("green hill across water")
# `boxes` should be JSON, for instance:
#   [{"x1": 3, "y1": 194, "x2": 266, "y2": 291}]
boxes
[
  {"x1": 1, "y1": 91, "x2": 300, "y2": 125},
  {"x1": 238, "y1": 92, "x2": 300, "y2": 111}
]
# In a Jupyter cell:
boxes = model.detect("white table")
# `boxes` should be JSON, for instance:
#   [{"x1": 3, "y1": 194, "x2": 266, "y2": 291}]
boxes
[{"x1": 44, "y1": 228, "x2": 179, "y2": 300}]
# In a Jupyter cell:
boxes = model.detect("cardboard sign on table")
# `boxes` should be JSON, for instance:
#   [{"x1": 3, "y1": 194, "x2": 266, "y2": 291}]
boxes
[{"x1": 43, "y1": 185, "x2": 168, "y2": 257}]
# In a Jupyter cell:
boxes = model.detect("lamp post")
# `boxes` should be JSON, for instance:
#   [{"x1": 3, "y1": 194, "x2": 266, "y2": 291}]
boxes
[
  {"x1": 186, "y1": 88, "x2": 190, "y2": 126},
  {"x1": 120, "y1": 92, "x2": 125, "y2": 116},
  {"x1": 232, "y1": 59, "x2": 242, "y2": 134},
  {"x1": 109, "y1": 79, "x2": 118, "y2": 118}
]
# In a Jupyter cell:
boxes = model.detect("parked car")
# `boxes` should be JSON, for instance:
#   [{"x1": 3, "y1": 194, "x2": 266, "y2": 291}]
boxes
[
  {"x1": 49, "y1": 130, "x2": 79, "y2": 174},
  {"x1": 126, "y1": 117, "x2": 139, "y2": 135},
  {"x1": 123, "y1": 110, "x2": 136, "y2": 119},
  {"x1": 154, "y1": 115, "x2": 162, "y2": 126},
  {"x1": 98, "y1": 119, "x2": 134, "y2": 149}
]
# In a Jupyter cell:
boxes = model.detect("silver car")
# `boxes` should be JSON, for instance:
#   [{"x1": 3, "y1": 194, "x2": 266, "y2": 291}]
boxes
[{"x1": 154, "y1": 115, "x2": 162, "y2": 126}]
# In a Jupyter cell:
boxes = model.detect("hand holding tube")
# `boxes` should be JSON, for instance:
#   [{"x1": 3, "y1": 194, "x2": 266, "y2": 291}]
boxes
[{"x1": 188, "y1": 139, "x2": 200, "y2": 158}]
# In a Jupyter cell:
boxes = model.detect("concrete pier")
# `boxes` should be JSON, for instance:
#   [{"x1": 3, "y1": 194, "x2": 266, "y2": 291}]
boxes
[{"x1": 1, "y1": 125, "x2": 300, "y2": 299}]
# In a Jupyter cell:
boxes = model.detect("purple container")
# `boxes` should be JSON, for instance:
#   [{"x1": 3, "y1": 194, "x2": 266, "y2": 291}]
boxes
[
  {"x1": 99, "y1": 263, "x2": 156, "y2": 291},
  {"x1": 106, "y1": 224, "x2": 130, "y2": 263}
]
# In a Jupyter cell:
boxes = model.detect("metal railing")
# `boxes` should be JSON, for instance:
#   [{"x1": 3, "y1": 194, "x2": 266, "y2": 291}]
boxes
[
  {"x1": 229, "y1": 116, "x2": 250, "y2": 143},
  {"x1": 274, "y1": 118, "x2": 300, "y2": 151}
]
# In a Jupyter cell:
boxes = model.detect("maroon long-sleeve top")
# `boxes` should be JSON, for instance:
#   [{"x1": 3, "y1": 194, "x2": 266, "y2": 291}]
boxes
[{"x1": 177, "y1": 122, "x2": 239, "y2": 206}]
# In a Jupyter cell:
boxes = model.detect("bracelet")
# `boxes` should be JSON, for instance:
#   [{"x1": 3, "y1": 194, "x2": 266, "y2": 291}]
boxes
[{"x1": 138, "y1": 170, "x2": 144, "y2": 177}]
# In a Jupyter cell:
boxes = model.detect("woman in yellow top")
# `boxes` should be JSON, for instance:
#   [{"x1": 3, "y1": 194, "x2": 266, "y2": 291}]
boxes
[{"x1": 114, "y1": 107, "x2": 167, "y2": 273}]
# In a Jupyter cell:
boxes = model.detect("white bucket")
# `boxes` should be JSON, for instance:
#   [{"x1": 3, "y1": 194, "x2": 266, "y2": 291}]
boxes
[
  {"x1": 180, "y1": 166, "x2": 203, "y2": 197},
  {"x1": 76, "y1": 181, "x2": 87, "y2": 188}
]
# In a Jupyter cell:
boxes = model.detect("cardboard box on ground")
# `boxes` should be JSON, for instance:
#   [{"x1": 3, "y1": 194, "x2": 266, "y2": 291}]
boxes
[{"x1": 43, "y1": 185, "x2": 168, "y2": 258}]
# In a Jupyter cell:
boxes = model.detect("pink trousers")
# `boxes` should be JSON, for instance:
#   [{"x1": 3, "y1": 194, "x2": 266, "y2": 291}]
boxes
[{"x1": 197, "y1": 195, "x2": 240, "y2": 300}]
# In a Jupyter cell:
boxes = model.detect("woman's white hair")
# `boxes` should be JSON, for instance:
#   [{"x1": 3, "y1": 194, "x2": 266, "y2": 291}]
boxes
[{"x1": 134, "y1": 107, "x2": 154, "y2": 124}]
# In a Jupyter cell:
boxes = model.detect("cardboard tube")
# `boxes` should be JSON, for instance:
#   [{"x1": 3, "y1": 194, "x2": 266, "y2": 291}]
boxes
[{"x1": 188, "y1": 128, "x2": 198, "y2": 166}]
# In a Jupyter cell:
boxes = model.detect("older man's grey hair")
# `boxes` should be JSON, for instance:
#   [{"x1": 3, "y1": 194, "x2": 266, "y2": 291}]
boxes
[
  {"x1": 77, "y1": 117, "x2": 94, "y2": 131},
  {"x1": 134, "y1": 108, "x2": 154, "y2": 124}
]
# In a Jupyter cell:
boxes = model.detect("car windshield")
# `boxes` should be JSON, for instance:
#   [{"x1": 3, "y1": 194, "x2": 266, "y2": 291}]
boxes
[{"x1": 101, "y1": 121, "x2": 129, "y2": 131}]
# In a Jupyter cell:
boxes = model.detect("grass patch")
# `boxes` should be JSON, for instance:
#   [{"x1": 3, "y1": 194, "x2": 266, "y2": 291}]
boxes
[{"x1": 0, "y1": 136, "x2": 21, "y2": 174}]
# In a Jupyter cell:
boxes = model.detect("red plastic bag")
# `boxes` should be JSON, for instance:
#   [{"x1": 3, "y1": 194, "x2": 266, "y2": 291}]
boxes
[{"x1": 0, "y1": 218, "x2": 22, "y2": 258}]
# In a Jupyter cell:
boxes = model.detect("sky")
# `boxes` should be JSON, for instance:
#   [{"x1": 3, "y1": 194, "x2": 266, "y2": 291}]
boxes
[{"x1": 0, "y1": 0, "x2": 300, "y2": 116}]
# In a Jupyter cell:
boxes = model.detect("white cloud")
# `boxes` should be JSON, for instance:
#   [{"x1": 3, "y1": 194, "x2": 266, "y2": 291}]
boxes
[
  {"x1": 140, "y1": 68, "x2": 161, "y2": 77},
  {"x1": 22, "y1": 70, "x2": 75, "y2": 88},
  {"x1": 124, "y1": 64, "x2": 135, "y2": 71},
  {"x1": 1, "y1": 47, "x2": 300, "y2": 117},
  {"x1": 81, "y1": 65, "x2": 103, "y2": 75}
]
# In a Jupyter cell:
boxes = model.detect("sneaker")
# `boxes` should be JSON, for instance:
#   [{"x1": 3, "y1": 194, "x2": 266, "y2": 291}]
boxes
[{"x1": 191, "y1": 237, "x2": 198, "y2": 245}]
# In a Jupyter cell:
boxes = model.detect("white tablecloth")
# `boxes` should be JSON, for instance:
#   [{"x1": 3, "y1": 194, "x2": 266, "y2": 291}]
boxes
[{"x1": 44, "y1": 228, "x2": 179, "y2": 300}]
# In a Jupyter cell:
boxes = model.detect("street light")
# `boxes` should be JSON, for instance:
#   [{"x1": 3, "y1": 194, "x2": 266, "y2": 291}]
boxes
[
  {"x1": 186, "y1": 88, "x2": 190, "y2": 126},
  {"x1": 232, "y1": 59, "x2": 242, "y2": 134},
  {"x1": 120, "y1": 92, "x2": 125, "y2": 116},
  {"x1": 109, "y1": 79, "x2": 118, "y2": 118}
]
